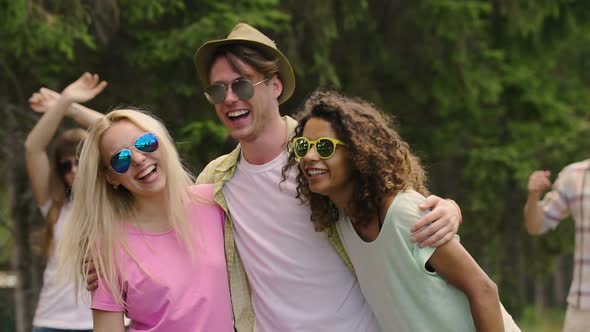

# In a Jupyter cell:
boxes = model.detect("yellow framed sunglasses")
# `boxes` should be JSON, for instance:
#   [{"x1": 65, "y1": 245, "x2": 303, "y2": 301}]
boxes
[{"x1": 292, "y1": 136, "x2": 347, "y2": 160}]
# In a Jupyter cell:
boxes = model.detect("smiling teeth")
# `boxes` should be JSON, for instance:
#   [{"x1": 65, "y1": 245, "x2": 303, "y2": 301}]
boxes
[
  {"x1": 228, "y1": 110, "x2": 249, "y2": 118},
  {"x1": 138, "y1": 165, "x2": 155, "y2": 178},
  {"x1": 308, "y1": 169, "x2": 327, "y2": 176}
]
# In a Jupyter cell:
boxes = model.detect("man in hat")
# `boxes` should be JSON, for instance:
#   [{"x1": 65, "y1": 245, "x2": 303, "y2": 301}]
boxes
[
  {"x1": 524, "y1": 161, "x2": 590, "y2": 332},
  {"x1": 194, "y1": 23, "x2": 463, "y2": 331},
  {"x1": 194, "y1": 23, "x2": 462, "y2": 331}
]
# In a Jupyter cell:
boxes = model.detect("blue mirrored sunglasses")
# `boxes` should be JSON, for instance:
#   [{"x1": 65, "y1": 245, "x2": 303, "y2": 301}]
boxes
[{"x1": 109, "y1": 132, "x2": 159, "y2": 174}]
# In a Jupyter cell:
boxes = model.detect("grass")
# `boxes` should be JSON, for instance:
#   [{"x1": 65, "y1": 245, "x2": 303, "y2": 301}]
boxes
[{"x1": 516, "y1": 306, "x2": 565, "y2": 332}]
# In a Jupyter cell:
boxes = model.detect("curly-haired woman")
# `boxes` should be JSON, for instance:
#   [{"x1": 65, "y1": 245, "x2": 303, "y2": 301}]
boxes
[{"x1": 282, "y1": 90, "x2": 520, "y2": 332}]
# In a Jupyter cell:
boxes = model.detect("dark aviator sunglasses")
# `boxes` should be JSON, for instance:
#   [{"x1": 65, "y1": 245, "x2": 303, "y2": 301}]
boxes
[
  {"x1": 58, "y1": 159, "x2": 79, "y2": 174},
  {"x1": 204, "y1": 77, "x2": 271, "y2": 104}
]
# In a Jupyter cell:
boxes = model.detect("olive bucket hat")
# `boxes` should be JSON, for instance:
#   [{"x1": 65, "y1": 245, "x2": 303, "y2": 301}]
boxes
[{"x1": 194, "y1": 23, "x2": 295, "y2": 105}]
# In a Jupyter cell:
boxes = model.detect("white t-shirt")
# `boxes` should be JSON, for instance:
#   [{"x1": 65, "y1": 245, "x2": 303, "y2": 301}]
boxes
[
  {"x1": 223, "y1": 151, "x2": 379, "y2": 332},
  {"x1": 33, "y1": 200, "x2": 94, "y2": 329}
]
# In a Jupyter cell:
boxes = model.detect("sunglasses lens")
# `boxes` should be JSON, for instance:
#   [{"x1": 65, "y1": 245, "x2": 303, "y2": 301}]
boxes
[
  {"x1": 205, "y1": 84, "x2": 227, "y2": 104},
  {"x1": 316, "y1": 139, "x2": 335, "y2": 158},
  {"x1": 135, "y1": 133, "x2": 158, "y2": 153},
  {"x1": 58, "y1": 160, "x2": 75, "y2": 173},
  {"x1": 233, "y1": 79, "x2": 255, "y2": 100},
  {"x1": 294, "y1": 138, "x2": 309, "y2": 158},
  {"x1": 110, "y1": 149, "x2": 132, "y2": 174}
]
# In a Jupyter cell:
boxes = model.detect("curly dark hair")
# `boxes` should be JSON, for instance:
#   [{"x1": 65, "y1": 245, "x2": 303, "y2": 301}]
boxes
[{"x1": 281, "y1": 90, "x2": 429, "y2": 230}]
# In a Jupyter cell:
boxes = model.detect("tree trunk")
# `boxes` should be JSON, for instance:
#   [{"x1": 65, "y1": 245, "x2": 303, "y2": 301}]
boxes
[
  {"x1": 534, "y1": 276, "x2": 545, "y2": 315},
  {"x1": 552, "y1": 255, "x2": 567, "y2": 307},
  {"x1": 4, "y1": 102, "x2": 40, "y2": 332},
  {"x1": 518, "y1": 250, "x2": 528, "y2": 305}
]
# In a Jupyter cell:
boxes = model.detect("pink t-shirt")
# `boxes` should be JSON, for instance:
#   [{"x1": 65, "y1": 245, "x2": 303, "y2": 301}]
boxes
[{"x1": 92, "y1": 184, "x2": 233, "y2": 332}]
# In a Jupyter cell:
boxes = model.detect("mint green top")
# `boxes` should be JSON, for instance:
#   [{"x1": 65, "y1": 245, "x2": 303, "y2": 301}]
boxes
[{"x1": 337, "y1": 190, "x2": 476, "y2": 331}]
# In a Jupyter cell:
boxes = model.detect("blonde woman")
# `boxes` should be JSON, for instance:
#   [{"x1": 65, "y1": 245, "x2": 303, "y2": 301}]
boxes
[
  {"x1": 25, "y1": 73, "x2": 106, "y2": 332},
  {"x1": 57, "y1": 109, "x2": 233, "y2": 332}
]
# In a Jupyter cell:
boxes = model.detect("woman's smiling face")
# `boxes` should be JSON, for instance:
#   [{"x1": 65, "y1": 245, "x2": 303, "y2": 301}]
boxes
[
  {"x1": 100, "y1": 120, "x2": 166, "y2": 198},
  {"x1": 298, "y1": 117, "x2": 354, "y2": 203}
]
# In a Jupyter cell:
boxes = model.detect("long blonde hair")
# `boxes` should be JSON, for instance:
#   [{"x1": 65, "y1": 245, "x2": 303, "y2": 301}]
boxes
[{"x1": 57, "y1": 108, "x2": 196, "y2": 308}]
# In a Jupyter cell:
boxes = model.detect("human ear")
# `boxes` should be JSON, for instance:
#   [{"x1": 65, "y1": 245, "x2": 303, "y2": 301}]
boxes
[
  {"x1": 104, "y1": 171, "x2": 120, "y2": 187},
  {"x1": 272, "y1": 76, "x2": 283, "y2": 100}
]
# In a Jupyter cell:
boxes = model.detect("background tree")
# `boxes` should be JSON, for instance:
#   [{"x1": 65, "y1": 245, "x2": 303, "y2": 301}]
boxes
[{"x1": 1, "y1": 0, "x2": 588, "y2": 330}]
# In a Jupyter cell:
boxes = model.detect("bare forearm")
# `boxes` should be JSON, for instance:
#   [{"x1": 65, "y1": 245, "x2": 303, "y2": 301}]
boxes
[
  {"x1": 524, "y1": 193, "x2": 544, "y2": 235},
  {"x1": 430, "y1": 241, "x2": 504, "y2": 332},
  {"x1": 67, "y1": 103, "x2": 104, "y2": 128},
  {"x1": 93, "y1": 310, "x2": 125, "y2": 332},
  {"x1": 25, "y1": 96, "x2": 74, "y2": 152},
  {"x1": 466, "y1": 282, "x2": 504, "y2": 332}
]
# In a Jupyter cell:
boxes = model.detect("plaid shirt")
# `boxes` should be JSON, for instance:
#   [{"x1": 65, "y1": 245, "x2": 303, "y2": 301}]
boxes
[
  {"x1": 539, "y1": 158, "x2": 590, "y2": 309},
  {"x1": 196, "y1": 116, "x2": 353, "y2": 332}
]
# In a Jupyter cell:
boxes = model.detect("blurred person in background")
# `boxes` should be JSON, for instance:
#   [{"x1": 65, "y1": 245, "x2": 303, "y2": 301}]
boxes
[
  {"x1": 524, "y1": 158, "x2": 590, "y2": 332},
  {"x1": 25, "y1": 72, "x2": 106, "y2": 332}
]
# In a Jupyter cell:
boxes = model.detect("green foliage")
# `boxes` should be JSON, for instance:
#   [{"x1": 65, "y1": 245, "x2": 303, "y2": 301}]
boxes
[
  {"x1": 0, "y1": 0, "x2": 588, "y2": 314},
  {"x1": 282, "y1": 0, "x2": 589, "y2": 312},
  {"x1": 517, "y1": 305, "x2": 565, "y2": 332},
  {"x1": 176, "y1": 119, "x2": 228, "y2": 173},
  {"x1": 0, "y1": 0, "x2": 94, "y2": 59},
  {"x1": 120, "y1": 0, "x2": 289, "y2": 68}
]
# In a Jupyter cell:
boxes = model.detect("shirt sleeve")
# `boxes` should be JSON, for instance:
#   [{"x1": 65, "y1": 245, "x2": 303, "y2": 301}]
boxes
[
  {"x1": 391, "y1": 191, "x2": 461, "y2": 276},
  {"x1": 389, "y1": 192, "x2": 438, "y2": 274},
  {"x1": 539, "y1": 167, "x2": 573, "y2": 232},
  {"x1": 412, "y1": 234, "x2": 461, "y2": 276},
  {"x1": 91, "y1": 278, "x2": 125, "y2": 312},
  {"x1": 411, "y1": 209, "x2": 438, "y2": 275}
]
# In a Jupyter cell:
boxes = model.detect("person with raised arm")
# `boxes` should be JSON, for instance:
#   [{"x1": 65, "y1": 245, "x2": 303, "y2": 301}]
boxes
[{"x1": 25, "y1": 73, "x2": 106, "y2": 332}]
